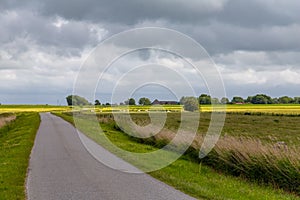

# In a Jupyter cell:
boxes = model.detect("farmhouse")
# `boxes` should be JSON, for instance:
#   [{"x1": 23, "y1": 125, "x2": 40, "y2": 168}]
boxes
[{"x1": 152, "y1": 99, "x2": 179, "y2": 105}]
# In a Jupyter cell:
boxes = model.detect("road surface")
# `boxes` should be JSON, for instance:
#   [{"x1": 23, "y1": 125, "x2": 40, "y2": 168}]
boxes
[{"x1": 26, "y1": 113, "x2": 195, "y2": 200}]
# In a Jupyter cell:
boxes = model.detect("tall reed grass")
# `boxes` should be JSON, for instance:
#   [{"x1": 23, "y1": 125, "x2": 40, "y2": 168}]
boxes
[
  {"x1": 110, "y1": 113, "x2": 300, "y2": 194},
  {"x1": 202, "y1": 136, "x2": 300, "y2": 194}
]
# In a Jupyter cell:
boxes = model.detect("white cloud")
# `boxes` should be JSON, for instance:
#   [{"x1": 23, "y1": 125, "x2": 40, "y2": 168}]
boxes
[
  {"x1": 2, "y1": 70, "x2": 17, "y2": 80},
  {"x1": 214, "y1": 50, "x2": 300, "y2": 71},
  {"x1": 52, "y1": 16, "x2": 69, "y2": 28},
  {"x1": 223, "y1": 68, "x2": 267, "y2": 84},
  {"x1": 279, "y1": 69, "x2": 300, "y2": 84},
  {"x1": 219, "y1": 66, "x2": 300, "y2": 86}
]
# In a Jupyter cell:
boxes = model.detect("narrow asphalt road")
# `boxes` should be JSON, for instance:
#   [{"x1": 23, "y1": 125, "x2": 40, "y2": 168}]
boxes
[{"x1": 26, "y1": 113, "x2": 196, "y2": 200}]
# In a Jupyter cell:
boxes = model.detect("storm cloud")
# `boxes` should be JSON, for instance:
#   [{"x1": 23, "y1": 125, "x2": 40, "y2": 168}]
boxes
[{"x1": 0, "y1": 0, "x2": 299, "y2": 104}]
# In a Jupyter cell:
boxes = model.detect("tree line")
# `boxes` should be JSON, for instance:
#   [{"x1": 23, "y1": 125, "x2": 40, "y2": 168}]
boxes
[
  {"x1": 215, "y1": 94, "x2": 300, "y2": 105},
  {"x1": 66, "y1": 95, "x2": 151, "y2": 106},
  {"x1": 181, "y1": 94, "x2": 300, "y2": 105},
  {"x1": 66, "y1": 94, "x2": 300, "y2": 107}
]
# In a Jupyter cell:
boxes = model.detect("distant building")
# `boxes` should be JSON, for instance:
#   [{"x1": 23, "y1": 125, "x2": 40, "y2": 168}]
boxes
[{"x1": 152, "y1": 99, "x2": 179, "y2": 105}]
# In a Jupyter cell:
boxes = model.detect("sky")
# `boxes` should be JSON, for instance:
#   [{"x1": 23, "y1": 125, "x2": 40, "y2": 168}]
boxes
[{"x1": 0, "y1": 0, "x2": 299, "y2": 104}]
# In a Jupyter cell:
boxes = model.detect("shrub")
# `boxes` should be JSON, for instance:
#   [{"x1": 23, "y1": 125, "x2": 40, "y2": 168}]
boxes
[{"x1": 180, "y1": 96, "x2": 199, "y2": 112}]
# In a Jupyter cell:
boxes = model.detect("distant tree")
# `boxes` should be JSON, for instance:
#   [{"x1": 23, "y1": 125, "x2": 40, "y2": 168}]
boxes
[
  {"x1": 94, "y1": 99, "x2": 101, "y2": 106},
  {"x1": 180, "y1": 96, "x2": 199, "y2": 112},
  {"x1": 245, "y1": 96, "x2": 253, "y2": 103},
  {"x1": 66, "y1": 95, "x2": 90, "y2": 106},
  {"x1": 66, "y1": 96, "x2": 72, "y2": 106},
  {"x1": 220, "y1": 97, "x2": 230, "y2": 104},
  {"x1": 144, "y1": 98, "x2": 151, "y2": 105},
  {"x1": 138, "y1": 97, "x2": 151, "y2": 105},
  {"x1": 272, "y1": 98, "x2": 279, "y2": 104},
  {"x1": 198, "y1": 94, "x2": 211, "y2": 104},
  {"x1": 105, "y1": 102, "x2": 110, "y2": 106},
  {"x1": 128, "y1": 98, "x2": 136, "y2": 105},
  {"x1": 211, "y1": 97, "x2": 220, "y2": 104},
  {"x1": 294, "y1": 97, "x2": 300, "y2": 104},
  {"x1": 253, "y1": 95, "x2": 267, "y2": 104},
  {"x1": 278, "y1": 96, "x2": 293, "y2": 104},
  {"x1": 138, "y1": 98, "x2": 144, "y2": 105},
  {"x1": 180, "y1": 96, "x2": 186, "y2": 105},
  {"x1": 248, "y1": 94, "x2": 273, "y2": 104},
  {"x1": 231, "y1": 96, "x2": 244, "y2": 104}
]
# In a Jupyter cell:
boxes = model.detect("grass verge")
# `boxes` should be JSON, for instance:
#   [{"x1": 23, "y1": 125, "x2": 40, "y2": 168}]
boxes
[
  {"x1": 54, "y1": 112, "x2": 299, "y2": 200},
  {"x1": 0, "y1": 113, "x2": 40, "y2": 199}
]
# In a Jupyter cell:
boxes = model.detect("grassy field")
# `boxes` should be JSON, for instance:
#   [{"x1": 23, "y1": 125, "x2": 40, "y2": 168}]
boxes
[
  {"x1": 0, "y1": 112, "x2": 40, "y2": 199},
  {"x1": 55, "y1": 111, "x2": 300, "y2": 199},
  {"x1": 93, "y1": 104, "x2": 300, "y2": 115},
  {"x1": 123, "y1": 112, "x2": 300, "y2": 193},
  {"x1": 76, "y1": 111, "x2": 300, "y2": 146}
]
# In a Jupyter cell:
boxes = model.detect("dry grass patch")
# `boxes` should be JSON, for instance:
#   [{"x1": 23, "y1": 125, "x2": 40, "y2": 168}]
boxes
[
  {"x1": 115, "y1": 119, "x2": 300, "y2": 194},
  {"x1": 0, "y1": 113, "x2": 16, "y2": 128}
]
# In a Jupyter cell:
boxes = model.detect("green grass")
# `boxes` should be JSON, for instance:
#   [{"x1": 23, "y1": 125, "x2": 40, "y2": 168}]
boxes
[
  {"x1": 54, "y1": 112, "x2": 299, "y2": 200},
  {"x1": 0, "y1": 113, "x2": 40, "y2": 200},
  {"x1": 150, "y1": 158, "x2": 298, "y2": 200}
]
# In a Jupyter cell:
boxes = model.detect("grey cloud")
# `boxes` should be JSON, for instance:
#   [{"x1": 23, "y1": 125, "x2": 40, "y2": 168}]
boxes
[
  {"x1": 214, "y1": 51, "x2": 300, "y2": 72},
  {"x1": 34, "y1": 0, "x2": 226, "y2": 24},
  {"x1": 1, "y1": 0, "x2": 300, "y2": 54},
  {"x1": 192, "y1": 22, "x2": 300, "y2": 54},
  {"x1": 0, "y1": 0, "x2": 299, "y2": 104},
  {"x1": 131, "y1": 20, "x2": 300, "y2": 55},
  {"x1": 215, "y1": 0, "x2": 299, "y2": 27},
  {"x1": 9, "y1": 0, "x2": 299, "y2": 27},
  {"x1": 0, "y1": 10, "x2": 106, "y2": 57},
  {"x1": 3, "y1": 0, "x2": 300, "y2": 27}
]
